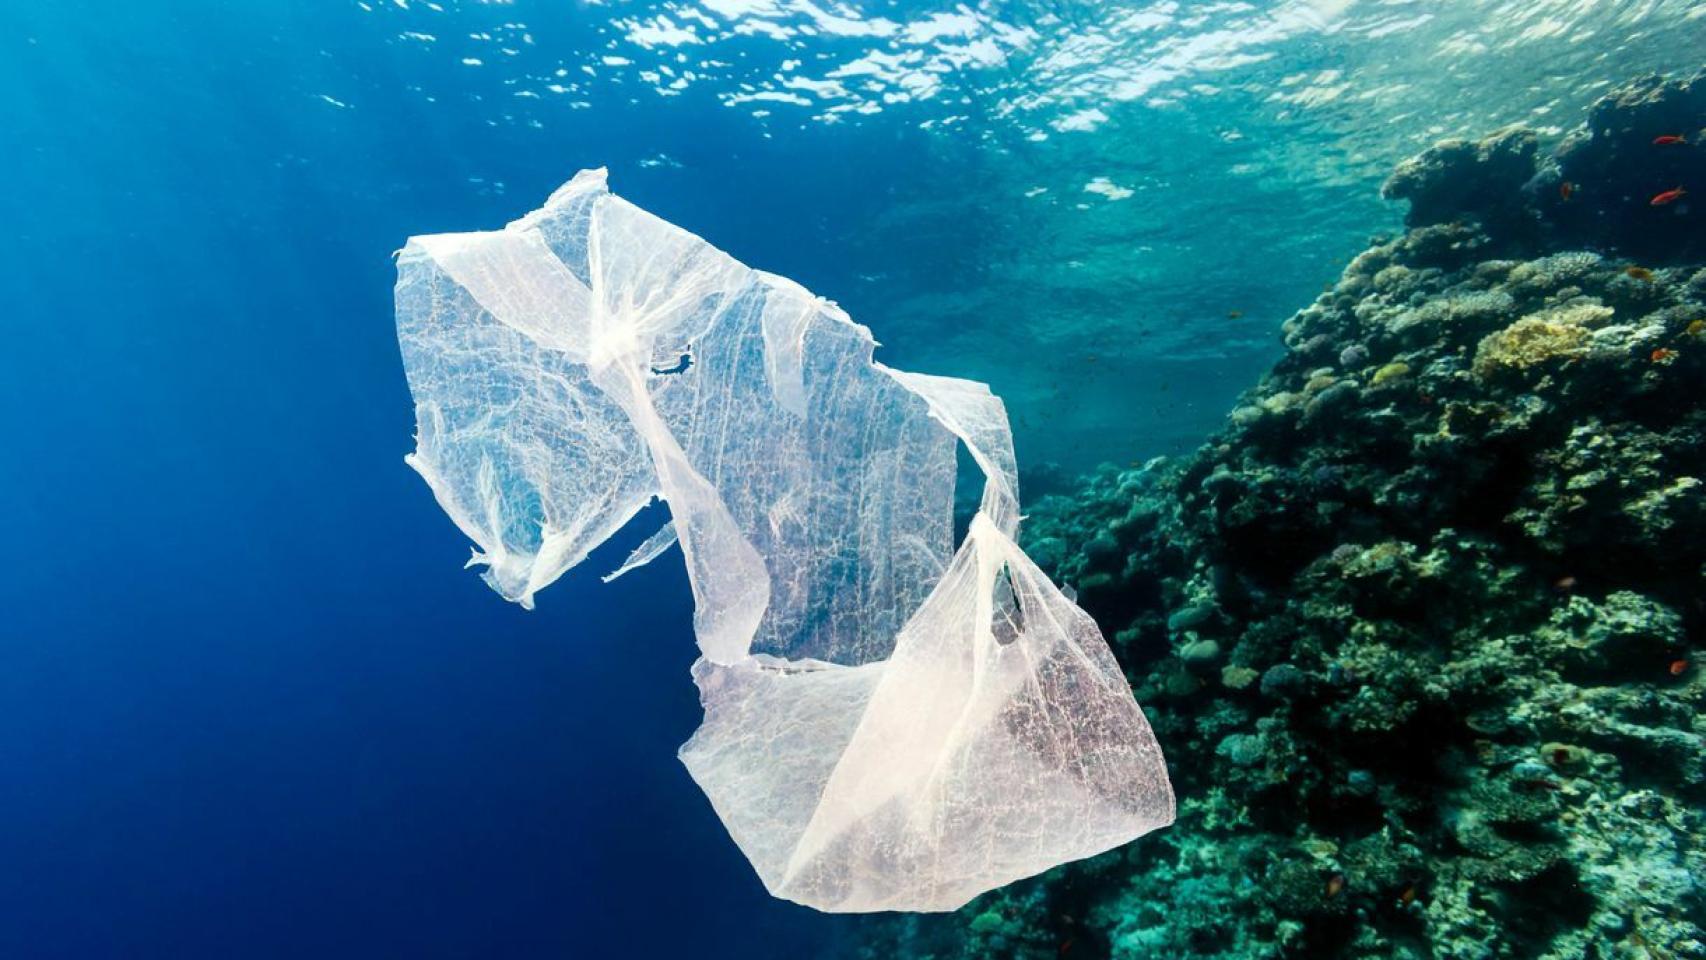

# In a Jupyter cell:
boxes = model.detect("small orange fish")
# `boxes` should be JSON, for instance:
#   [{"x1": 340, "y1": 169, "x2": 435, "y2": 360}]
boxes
[
  {"x1": 1559, "y1": 181, "x2": 1576, "y2": 201},
  {"x1": 1650, "y1": 187, "x2": 1687, "y2": 206},
  {"x1": 1326, "y1": 873, "x2": 1346, "y2": 898},
  {"x1": 1652, "y1": 348, "x2": 1677, "y2": 363},
  {"x1": 1626, "y1": 266, "x2": 1655, "y2": 281},
  {"x1": 1671, "y1": 659, "x2": 1690, "y2": 676},
  {"x1": 1553, "y1": 575, "x2": 1577, "y2": 592},
  {"x1": 1228, "y1": 309, "x2": 1244, "y2": 319},
  {"x1": 1652, "y1": 135, "x2": 1688, "y2": 146},
  {"x1": 1400, "y1": 885, "x2": 1418, "y2": 905}
]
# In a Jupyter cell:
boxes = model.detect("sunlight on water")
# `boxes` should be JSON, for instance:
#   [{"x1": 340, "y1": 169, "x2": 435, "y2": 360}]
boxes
[
  {"x1": 335, "y1": 0, "x2": 1702, "y2": 469},
  {"x1": 361, "y1": 0, "x2": 1701, "y2": 147}
]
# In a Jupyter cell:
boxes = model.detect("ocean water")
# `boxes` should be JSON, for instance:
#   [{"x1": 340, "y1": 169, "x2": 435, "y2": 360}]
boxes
[{"x1": 3, "y1": 1, "x2": 1702, "y2": 957}]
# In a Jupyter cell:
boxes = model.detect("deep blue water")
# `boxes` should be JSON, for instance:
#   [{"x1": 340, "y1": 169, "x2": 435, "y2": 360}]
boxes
[
  {"x1": 2, "y1": 5, "x2": 860, "y2": 956},
  {"x1": 3, "y1": 0, "x2": 1700, "y2": 956}
]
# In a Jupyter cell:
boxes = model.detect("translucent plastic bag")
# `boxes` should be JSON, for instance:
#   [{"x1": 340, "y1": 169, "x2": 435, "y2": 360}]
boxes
[{"x1": 394, "y1": 169, "x2": 1173, "y2": 912}]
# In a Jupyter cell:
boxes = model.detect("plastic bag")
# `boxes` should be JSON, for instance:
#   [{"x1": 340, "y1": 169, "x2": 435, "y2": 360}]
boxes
[{"x1": 394, "y1": 169, "x2": 1173, "y2": 912}]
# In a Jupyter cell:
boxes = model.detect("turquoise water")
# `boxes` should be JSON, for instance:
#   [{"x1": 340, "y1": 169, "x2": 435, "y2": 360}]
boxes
[{"x1": 3, "y1": 1, "x2": 1703, "y2": 957}]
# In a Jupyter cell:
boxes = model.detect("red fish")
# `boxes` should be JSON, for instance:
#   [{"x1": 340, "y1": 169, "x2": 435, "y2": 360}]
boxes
[
  {"x1": 1650, "y1": 187, "x2": 1687, "y2": 206},
  {"x1": 1670, "y1": 659, "x2": 1689, "y2": 677},
  {"x1": 1652, "y1": 348, "x2": 1677, "y2": 363},
  {"x1": 1652, "y1": 135, "x2": 1688, "y2": 146},
  {"x1": 1559, "y1": 181, "x2": 1576, "y2": 201}
]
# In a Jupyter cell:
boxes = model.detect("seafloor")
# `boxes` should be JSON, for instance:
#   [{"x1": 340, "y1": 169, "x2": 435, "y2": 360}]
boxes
[{"x1": 862, "y1": 69, "x2": 1706, "y2": 960}]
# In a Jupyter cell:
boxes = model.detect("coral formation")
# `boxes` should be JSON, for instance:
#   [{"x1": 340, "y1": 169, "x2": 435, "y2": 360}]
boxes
[{"x1": 856, "y1": 70, "x2": 1706, "y2": 959}]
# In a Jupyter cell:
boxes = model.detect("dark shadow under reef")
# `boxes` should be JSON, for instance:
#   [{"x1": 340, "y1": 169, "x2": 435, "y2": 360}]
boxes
[{"x1": 857, "y1": 69, "x2": 1706, "y2": 960}]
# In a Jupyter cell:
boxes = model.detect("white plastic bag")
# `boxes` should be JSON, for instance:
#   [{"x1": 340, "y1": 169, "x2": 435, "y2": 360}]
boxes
[{"x1": 395, "y1": 169, "x2": 1173, "y2": 912}]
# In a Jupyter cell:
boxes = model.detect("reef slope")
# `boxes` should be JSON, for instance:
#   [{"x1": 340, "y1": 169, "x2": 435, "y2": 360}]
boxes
[{"x1": 860, "y1": 70, "x2": 1705, "y2": 960}]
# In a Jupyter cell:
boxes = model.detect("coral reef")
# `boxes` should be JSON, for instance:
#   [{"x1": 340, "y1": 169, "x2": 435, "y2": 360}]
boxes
[
  {"x1": 856, "y1": 71, "x2": 1706, "y2": 960},
  {"x1": 1383, "y1": 69, "x2": 1705, "y2": 263}
]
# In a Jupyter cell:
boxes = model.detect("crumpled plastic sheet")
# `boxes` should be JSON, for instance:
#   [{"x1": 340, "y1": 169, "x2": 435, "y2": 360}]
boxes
[{"x1": 394, "y1": 169, "x2": 1174, "y2": 912}]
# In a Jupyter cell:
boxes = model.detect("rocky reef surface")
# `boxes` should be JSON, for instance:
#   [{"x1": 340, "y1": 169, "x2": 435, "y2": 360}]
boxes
[{"x1": 857, "y1": 71, "x2": 1705, "y2": 960}]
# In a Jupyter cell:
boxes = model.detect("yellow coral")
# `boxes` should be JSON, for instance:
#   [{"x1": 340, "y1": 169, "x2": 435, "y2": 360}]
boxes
[
  {"x1": 1472, "y1": 303, "x2": 1610, "y2": 379},
  {"x1": 1304, "y1": 373, "x2": 1338, "y2": 395},
  {"x1": 1221, "y1": 665, "x2": 1261, "y2": 690},
  {"x1": 1372, "y1": 264, "x2": 1413, "y2": 293},
  {"x1": 1547, "y1": 302, "x2": 1615, "y2": 328},
  {"x1": 1370, "y1": 362, "x2": 1412, "y2": 387}
]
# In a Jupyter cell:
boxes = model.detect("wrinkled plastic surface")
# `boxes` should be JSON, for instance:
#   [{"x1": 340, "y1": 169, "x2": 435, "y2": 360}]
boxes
[{"x1": 394, "y1": 169, "x2": 1174, "y2": 912}]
